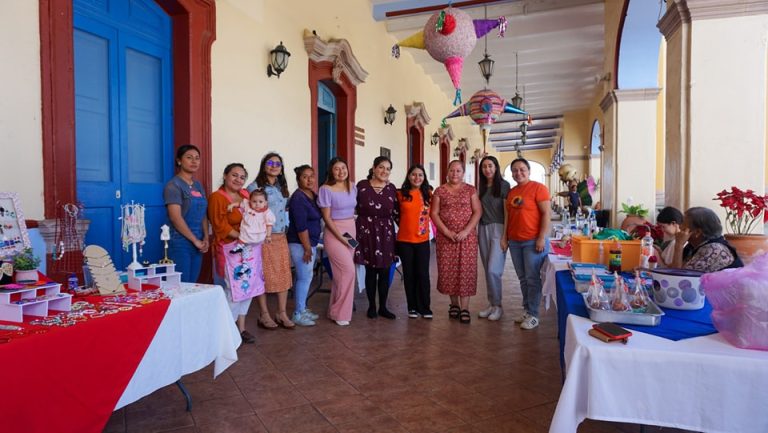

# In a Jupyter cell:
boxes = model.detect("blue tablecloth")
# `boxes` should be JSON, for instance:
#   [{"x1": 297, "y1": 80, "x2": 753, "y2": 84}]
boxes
[{"x1": 555, "y1": 270, "x2": 718, "y2": 375}]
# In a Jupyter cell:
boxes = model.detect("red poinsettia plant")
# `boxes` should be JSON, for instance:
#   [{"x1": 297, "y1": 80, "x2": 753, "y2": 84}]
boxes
[
  {"x1": 631, "y1": 223, "x2": 664, "y2": 247},
  {"x1": 714, "y1": 187, "x2": 768, "y2": 235}
]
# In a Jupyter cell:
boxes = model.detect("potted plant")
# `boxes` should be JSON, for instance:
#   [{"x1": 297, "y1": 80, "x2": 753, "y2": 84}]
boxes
[
  {"x1": 714, "y1": 187, "x2": 768, "y2": 265},
  {"x1": 13, "y1": 248, "x2": 41, "y2": 283},
  {"x1": 619, "y1": 201, "x2": 650, "y2": 232}
]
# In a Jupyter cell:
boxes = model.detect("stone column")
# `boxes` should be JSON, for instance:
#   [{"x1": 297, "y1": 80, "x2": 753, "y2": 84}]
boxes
[
  {"x1": 600, "y1": 89, "x2": 660, "y2": 227},
  {"x1": 659, "y1": 0, "x2": 768, "y2": 216}
]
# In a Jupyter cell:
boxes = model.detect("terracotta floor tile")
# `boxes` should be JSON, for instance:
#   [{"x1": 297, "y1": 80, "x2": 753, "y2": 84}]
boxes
[
  {"x1": 333, "y1": 414, "x2": 409, "y2": 433},
  {"x1": 313, "y1": 394, "x2": 386, "y2": 425},
  {"x1": 257, "y1": 404, "x2": 338, "y2": 433},
  {"x1": 124, "y1": 403, "x2": 195, "y2": 433},
  {"x1": 295, "y1": 376, "x2": 361, "y2": 403},
  {"x1": 184, "y1": 374, "x2": 243, "y2": 403},
  {"x1": 243, "y1": 384, "x2": 309, "y2": 413},
  {"x1": 196, "y1": 415, "x2": 267, "y2": 433},
  {"x1": 189, "y1": 395, "x2": 255, "y2": 427},
  {"x1": 388, "y1": 402, "x2": 468, "y2": 433}
]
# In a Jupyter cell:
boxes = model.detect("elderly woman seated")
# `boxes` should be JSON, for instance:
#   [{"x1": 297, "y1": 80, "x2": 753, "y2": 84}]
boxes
[{"x1": 671, "y1": 206, "x2": 743, "y2": 272}]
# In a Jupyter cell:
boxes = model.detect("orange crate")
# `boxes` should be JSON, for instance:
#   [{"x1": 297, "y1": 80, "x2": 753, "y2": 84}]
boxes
[{"x1": 571, "y1": 236, "x2": 642, "y2": 270}]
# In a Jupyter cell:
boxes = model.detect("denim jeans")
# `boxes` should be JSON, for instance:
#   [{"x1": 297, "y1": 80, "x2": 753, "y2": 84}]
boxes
[
  {"x1": 288, "y1": 243, "x2": 316, "y2": 313},
  {"x1": 168, "y1": 238, "x2": 202, "y2": 283},
  {"x1": 508, "y1": 238, "x2": 549, "y2": 317}
]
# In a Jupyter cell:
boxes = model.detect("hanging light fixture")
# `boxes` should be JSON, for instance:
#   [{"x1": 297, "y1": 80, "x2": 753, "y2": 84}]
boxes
[
  {"x1": 384, "y1": 105, "x2": 397, "y2": 125},
  {"x1": 477, "y1": 6, "x2": 494, "y2": 85},
  {"x1": 510, "y1": 51, "x2": 523, "y2": 109},
  {"x1": 267, "y1": 41, "x2": 291, "y2": 78},
  {"x1": 431, "y1": 132, "x2": 440, "y2": 146}
]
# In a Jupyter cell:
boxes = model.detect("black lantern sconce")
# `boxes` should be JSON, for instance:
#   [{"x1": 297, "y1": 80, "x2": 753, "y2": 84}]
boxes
[
  {"x1": 384, "y1": 105, "x2": 397, "y2": 125},
  {"x1": 267, "y1": 41, "x2": 291, "y2": 78},
  {"x1": 431, "y1": 132, "x2": 440, "y2": 146}
]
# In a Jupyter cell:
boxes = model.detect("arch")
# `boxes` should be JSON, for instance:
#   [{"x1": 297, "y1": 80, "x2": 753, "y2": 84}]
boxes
[
  {"x1": 39, "y1": 0, "x2": 216, "y2": 218},
  {"x1": 616, "y1": 0, "x2": 662, "y2": 89},
  {"x1": 504, "y1": 160, "x2": 547, "y2": 186},
  {"x1": 590, "y1": 119, "x2": 602, "y2": 155},
  {"x1": 405, "y1": 102, "x2": 431, "y2": 167},
  {"x1": 305, "y1": 30, "x2": 368, "y2": 178}
]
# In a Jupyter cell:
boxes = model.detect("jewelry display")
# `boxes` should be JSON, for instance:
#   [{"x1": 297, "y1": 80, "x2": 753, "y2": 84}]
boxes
[
  {"x1": 51, "y1": 203, "x2": 84, "y2": 276},
  {"x1": 120, "y1": 202, "x2": 146, "y2": 270},
  {"x1": 0, "y1": 281, "x2": 71, "y2": 322},
  {"x1": 0, "y1": 192, "x2": 32, "y2": 260},
  {"x1": 82, "y1": 245, "x2": 125, "y2": 295},
  {"x1": 158, "y1": 224, "x2": 173, "y2": 264}
]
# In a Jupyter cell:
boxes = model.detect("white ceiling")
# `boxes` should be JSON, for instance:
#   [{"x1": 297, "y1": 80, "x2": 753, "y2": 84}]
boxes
[{"x1": 372, "y1": 0, "x2": 605, "y2": 151}]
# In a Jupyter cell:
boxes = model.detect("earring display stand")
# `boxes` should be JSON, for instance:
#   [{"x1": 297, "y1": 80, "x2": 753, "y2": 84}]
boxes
[
  {"x1": 127, "y1": 264, "x2": 181, "y2": 292},
  {"x1": 0, "y1": 282, "x2": 71, "y2": 322},
  {"x1": 83, "y1": 245, "x2": 126, "y2": 295}
]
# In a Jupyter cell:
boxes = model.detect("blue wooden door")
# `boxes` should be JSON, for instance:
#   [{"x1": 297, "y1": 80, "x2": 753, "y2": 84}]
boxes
[
  {"x1": 74, "y1": 0, "x2": 172, "y2": 269},
  {"x1": 317, "y1": 82, "x2": 336, "y2": 183}
]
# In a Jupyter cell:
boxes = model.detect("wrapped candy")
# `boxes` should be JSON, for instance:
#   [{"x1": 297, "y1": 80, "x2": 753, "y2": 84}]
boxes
[
  {"x1": 611, "y1": 272, "x2": 632, "y2": 311},
  {"x1": 630, "y1": 270, "x2": 649, "y2": 311}
]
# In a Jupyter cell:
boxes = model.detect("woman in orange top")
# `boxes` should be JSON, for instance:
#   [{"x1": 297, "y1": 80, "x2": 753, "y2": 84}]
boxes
[
  {"x1": 502, "y1": 158, "x2": 550, "y2": 330},
  {"x1": 207, "y1": 163, "x2": 258, "y2": 344},
  {"x1": 395, "y1": 164, "x2": 434, "y2": 319}
]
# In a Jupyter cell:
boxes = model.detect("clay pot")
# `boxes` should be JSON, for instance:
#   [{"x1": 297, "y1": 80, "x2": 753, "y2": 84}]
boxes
[
  {"x1": 620, "y1": 215, "x2": 647, "y2": 233},
  {"x1": 14, "y1": 269, "x2": 38, "y2": 283},
  {"x1": 724, "y1": 234, "x2": 768, "y2": 266}
]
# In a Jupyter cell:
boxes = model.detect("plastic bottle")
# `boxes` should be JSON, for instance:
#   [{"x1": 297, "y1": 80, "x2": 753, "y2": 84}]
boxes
[
  {"x1": 67, "y1": 272, "x2": 79, "y2": 293},
  {"x1": 597, "y1": 241, "x2": 605, "y2": 265},
  {"x1": 640, "y1": 232, "x2": 654, "y2": 268},
  {"x1": 608, "y1": 240, "x2": 623, "y2": 273}
]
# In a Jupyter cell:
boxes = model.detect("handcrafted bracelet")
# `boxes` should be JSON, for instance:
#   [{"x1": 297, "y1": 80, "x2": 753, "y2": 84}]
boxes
[
  {"x1": 81, "y1": 309, "x2": 97, "y2": 315},
  {"x1": 89, "y1": 312, "x2": 105, "y2": 318},
  {"x1": 118, "y1": 306, "x2": 132, "y2": 311}
]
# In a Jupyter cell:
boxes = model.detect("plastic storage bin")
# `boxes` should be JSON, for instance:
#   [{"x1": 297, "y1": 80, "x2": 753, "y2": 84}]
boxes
[{"x1": 571, "y1": 236, "x2": 642, "y2": 269}]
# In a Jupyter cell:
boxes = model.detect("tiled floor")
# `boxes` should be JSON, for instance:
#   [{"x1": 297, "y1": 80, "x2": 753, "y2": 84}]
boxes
[{"x1": 105, "y1": 245, "x2": 694, "y2": 433}]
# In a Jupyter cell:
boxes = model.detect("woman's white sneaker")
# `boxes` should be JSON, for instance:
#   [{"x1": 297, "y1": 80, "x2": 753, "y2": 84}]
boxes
[
  {"x1": 478, "y1": 305, "x2": 495, "y2": 318},
  {"x1": 488, "y1": 306, "x2": 503, "y2": 321},
  {"x1": 520, "y1": 315, "x2": 539, "y2": 330},
  {"x1": 335, "y1": 320, "x2": 350, "y2": 326}
]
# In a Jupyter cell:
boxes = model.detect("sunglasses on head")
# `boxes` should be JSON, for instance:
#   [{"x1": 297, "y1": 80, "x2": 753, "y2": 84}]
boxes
[{"x1": 266, "y1": 160, "x2": 282, "y2": 168}]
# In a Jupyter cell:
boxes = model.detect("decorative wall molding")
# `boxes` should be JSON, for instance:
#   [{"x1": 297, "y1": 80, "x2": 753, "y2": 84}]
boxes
[
  {"x1": 614, "y1": 88, "x2": 661, "y2": 102},
  {"x1": 685, "y1": 0, "x2": 768, "y2": 20},
  {"x1": 439, "y1": 124, "x2": 455, "y2": 142},
  {"x1": 658, "y1": 0, "x2": 690, "y2": 38},
  {"x1": 599, "y1": 91, "x2": 618, "y2": 112},
  {"x1": 303, "y1": 29, "x2": 368, "y2": 86},
  {"x1": 405, "y1": 102, "x2": 431, "y2": 129}
]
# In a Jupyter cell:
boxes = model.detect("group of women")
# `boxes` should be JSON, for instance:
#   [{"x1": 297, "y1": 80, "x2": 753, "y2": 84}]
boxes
[{"x1": 164, "y1": 144, "x2": 554, "y2": 343}]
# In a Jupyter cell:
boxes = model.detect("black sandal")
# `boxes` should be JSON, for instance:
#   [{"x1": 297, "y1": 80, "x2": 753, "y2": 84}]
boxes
[
  {"x1": 459, "y1": 309, "x2": 471, "y2": 324},
  {"x1": 448, "y1": 304, "x2": 460, "y2": 319}
]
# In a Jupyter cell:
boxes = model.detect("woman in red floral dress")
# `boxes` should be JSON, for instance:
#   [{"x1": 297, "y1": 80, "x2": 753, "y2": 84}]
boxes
[{"x1": 430, "y1": 160, "x2": 482, "y2": 323}]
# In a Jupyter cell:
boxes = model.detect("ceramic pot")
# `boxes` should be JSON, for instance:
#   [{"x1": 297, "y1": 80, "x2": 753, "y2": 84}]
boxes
[
  {"x1": 620, "y1": 215, "x2": 647, "y2": 233},
  {"x1": 724, "y1": 234, "x2": 768, "y2": 266},
  {"x1": 14, "y1": 269, "x2": 38, "y2": 283}
]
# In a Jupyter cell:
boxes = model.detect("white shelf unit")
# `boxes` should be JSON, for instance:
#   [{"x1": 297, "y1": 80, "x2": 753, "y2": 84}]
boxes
[
  {"x1": 0, "y1": 283, "x2": 72, "y2": 322},
  {"x1": 127, "y1": 264, "x2": 181, "y2": 291}
]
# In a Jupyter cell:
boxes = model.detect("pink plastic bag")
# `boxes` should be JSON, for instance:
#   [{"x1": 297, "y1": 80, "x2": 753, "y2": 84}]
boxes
[{"x1": 701, "y1": 253, "x2": 768, "y2": 350}]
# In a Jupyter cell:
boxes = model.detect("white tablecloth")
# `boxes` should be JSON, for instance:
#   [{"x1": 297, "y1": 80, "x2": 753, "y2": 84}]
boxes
[
  {"x1": 542, "y1": 254, "x2": 571, "y2": 310},
  {"x1": 550, "y1": 315, "x2": 768, "y2": 433},
  {"x1": 115, "y1": 283, "x2": 241, "y2": 409}
]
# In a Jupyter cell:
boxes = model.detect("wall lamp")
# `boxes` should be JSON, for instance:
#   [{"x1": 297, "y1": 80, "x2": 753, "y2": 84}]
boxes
[
  {"x1": 267, "y1": 41, "x2": 291, "y2": 78},
  {"x1": 384, "y1": 105, "x2": 397, "y2": 125},
  {"x1": 431, "y1": 132, "x2": 440, "y2": 146}
]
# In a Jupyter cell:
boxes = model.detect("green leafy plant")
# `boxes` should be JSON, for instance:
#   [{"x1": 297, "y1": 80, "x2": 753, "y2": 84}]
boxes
[
  {"x1": 13, "y1": 248, "x2": 41, "y2": 271},
  {"x1": 620, "y1": 202, "x2": 649, "y2": 218}
]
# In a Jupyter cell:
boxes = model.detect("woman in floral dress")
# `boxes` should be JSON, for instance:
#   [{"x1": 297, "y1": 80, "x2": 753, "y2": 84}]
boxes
[
  {"x1": 430, "y1": 160, "x2": 482, "y2": 323},
  {"x1": 355, "y1": 156, "x2": 398, "y2": 319}
]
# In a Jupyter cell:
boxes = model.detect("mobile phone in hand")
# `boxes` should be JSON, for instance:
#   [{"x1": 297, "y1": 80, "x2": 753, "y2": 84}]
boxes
[{"x1": 342, "y1": 232, "x2": 359, "y2": 248}]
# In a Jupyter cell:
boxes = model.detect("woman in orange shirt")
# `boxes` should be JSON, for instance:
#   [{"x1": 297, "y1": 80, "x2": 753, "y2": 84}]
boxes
[
  {"x1": 502, "y1": 158, "x2": 550, "y2": 330},
  {"x1": 395, "y1": 164, "x2": 434, "y2": 319}
]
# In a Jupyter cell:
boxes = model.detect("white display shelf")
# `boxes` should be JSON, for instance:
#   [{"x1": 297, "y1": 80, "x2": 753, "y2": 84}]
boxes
[
  {"x1": 127, "y1": 264, "x2": 181, "y2": 291},
  {"x1": 0, "y1": 283, "x2": 72, "y2": 322}
]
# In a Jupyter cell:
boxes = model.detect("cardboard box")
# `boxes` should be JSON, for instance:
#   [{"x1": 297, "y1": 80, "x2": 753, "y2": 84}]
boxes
[{"x1": 572, "y1": 236, "x2": 642, "y2": 270}]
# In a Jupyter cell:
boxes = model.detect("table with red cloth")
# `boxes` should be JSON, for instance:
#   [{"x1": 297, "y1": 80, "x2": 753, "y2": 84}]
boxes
[{"x1": 0, "y1": 283, "x2": 240, "y2": 433}]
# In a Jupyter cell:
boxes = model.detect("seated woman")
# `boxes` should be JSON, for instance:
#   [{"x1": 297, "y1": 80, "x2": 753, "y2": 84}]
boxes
[
  {"x1": 671, "y1": 206, "x2": 744, "y2": 272},
  {"x1": 655, "y1": 206, "x2": 683, "y2": 267}
]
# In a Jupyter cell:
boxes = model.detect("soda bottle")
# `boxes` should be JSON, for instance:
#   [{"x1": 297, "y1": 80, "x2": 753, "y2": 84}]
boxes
[
  {"x1": 640, "y1": 232, "x2": 654, "y2": 268},
  {"x1": 67, "y1": 272, "x2": 79, "y2": 294},
  {"x1": 608, "y1": 240, "x2": 623, "y2": 273}
]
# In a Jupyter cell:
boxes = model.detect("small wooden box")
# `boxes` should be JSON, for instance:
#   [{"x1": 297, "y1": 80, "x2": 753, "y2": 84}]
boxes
[{"x1": 572, "y1": 236, "x2": 642, "y2": 270}]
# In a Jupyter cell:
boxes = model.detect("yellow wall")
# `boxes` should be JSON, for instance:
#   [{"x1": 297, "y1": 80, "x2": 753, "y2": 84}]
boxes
[
  {"x1": 0, "y1": 0, "x2": 44, "y2": 219},
  {"x1": 212, "y1": 0, "x2": 481, "y2": 191}
]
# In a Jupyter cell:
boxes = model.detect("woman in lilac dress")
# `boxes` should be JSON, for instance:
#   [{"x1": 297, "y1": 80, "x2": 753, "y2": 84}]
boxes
[{"x1": 354, "y1": 156, "x2": 398, "y2": 319}]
